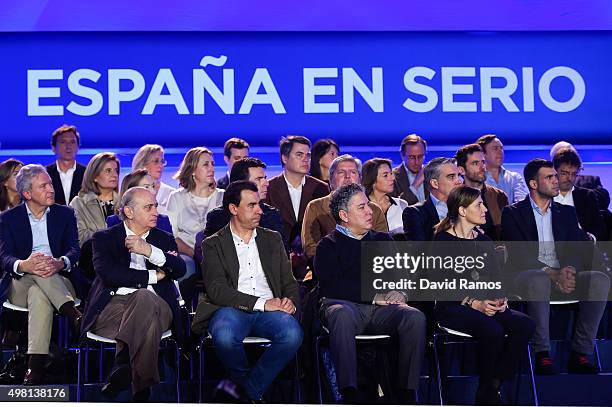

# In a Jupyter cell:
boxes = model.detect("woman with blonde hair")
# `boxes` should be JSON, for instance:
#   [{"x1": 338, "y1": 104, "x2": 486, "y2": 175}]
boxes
[
  {"x1": 0, "y1": 158, "x2": 24, "y2": 212},
  {"x1": 70, "y1": 152, "x2": 120, "y2": 245},
  {"x1": 167, "y1": 147, "x2": 223, "y2": 279},
  {"x1": 433, "y1": 185, "x2": 534, "y2": 405},
  {"x1": 132, "y1": 144, "x2": 175, "y2": 213}
]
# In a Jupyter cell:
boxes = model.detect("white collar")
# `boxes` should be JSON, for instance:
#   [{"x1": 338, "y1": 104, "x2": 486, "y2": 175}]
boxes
[
  {"x1": 229, "y1": 223, "x2": 257, "y2": 244},
  {"x1": 124, "y1": 223, "x2": 150, "y2": 240},
  {"x1": 56, "y1": 160, "x2": 77, "y2": 173},
  {"x1": 283, "y1": 172, "x2": 305, "y2": 189},
  {"x1": 25, "y1": 203, "x2": 50, "y2": 219}
]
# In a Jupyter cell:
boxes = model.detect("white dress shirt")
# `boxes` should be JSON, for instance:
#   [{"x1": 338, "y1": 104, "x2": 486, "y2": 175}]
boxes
[
  {"x1": 283, "y1": 172, "x2": 305, "y2": 220},
  {"x1": 57, "y1": 161, "x2": 76, "y2": 205},
  {"x1": 116, "y1": 224, "x2": 167, "y2": 295},
  {"x1": 386, "y1": 196, "x2": 409, "y2": 235},
  {"x1": 230, "y1": 225, "x2": 274, "y2": 311},
  {"x1": 553, "y1": 186, "x2": 575, "y2": 207},
  {"x1": 13, "y1": 204, "x2": 70, "y2": 275},
  {"x1": 166, "y1": 188, "x2": 224, "y2": 248}
]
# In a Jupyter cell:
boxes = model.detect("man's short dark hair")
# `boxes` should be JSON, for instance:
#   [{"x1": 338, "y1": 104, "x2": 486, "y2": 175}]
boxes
[
  {"x1": 230, "y1": 157, "x2": 267, "y2": 183},
  {"x1": 279, "y1": 135, "x2": 311, "y2": 166},
  {"x1": 51, "y1": 124, "x2": 81, "y2": 147},
  {"x1": 329, "y1": 183, "x2": 364, "y2": 224},
  {"x1": 223, "y1": 180, "x2": 259, "y2": 212},
  {"x1": 223, "y1": 137, "x2": 250, "y2": 158},
  {"x1": 400, "y1": 134, "x2": 427, "y2": 156},
  {"x1": 553, "y1": 148, "x2": 582, "y2": 170},
  {"x1": 455, "y1": 144, "x2": 483, "y2": 169},
  {"x1": 524, "y1": 159, "x2": 554, "y2": 188},
  {"x1": 475, "y1": 134, "x2": 497, "y2": 152}
]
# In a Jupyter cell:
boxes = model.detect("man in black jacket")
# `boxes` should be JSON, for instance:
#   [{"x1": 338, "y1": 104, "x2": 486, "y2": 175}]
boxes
[
  {"x1": 402, "y1": 157, "x2": 462, "y2": 241},
  {"x1": 82, "y1": 187, "x2": 186, "y2": 401},
  {"x1": 45, "y1": 125, "x2": 86, "y2": 206},
  {"x1": 501, "y1": 159, "x2": 609, "y2": 375},
  {"x1": 315, "y1": 183, "x2": 425, "y2": 404}
]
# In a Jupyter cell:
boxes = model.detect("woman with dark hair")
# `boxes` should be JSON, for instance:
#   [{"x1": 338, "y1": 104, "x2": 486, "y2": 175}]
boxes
[
  {"x1": 311, "y1": 139, "x2": 339, "y2": 182},
  {"x1": 362, "y1": 158, "x2": 408, "y2": 236},
  {"x1": 433, "y1": 185, "x2": 534, "y2": 405},
  {"x1": 0, "y1": 158, "x2": 24, "y2": 212},
  {"x1": 106, "y1": 168, "x2": 173, "y2": 234}
]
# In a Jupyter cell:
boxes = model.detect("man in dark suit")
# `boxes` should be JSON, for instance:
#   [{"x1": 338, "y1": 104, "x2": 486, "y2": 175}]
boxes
[
  {"x1": 264, "y1": 136, "x2": 329, "y2": 243},
  {"x1": 0, "y1": 164, "x2": 81, "y2": 385},
  {"x1": 192, "y1": 181, "x2": 302, "y2": 403},
  {"x1": 81, "y1": 187, "x2": 186, "y2": 401},
  {"x1": 194, "y1": 157, "x2": 284, "y2": 265},
  {"x1": 456, "y1": 144, "x2": 509, "y2": 240},
  {"x1": 46, "y1": 124, "x2": 86, "y2": 205},
  {"x1": 501, "y1": 159, "x2": 609, "y2": 375},
  {"x1": 552, "y1": 149, "x2": 607, "y2": 240},
  {"x1": 216, "y1": 137, "x2": 249, "y2": 190},
  {"x1": 315, "y1": 183, "x2": 425, "y2": 404},
  {"x1": 392, "y1": 134, "x2": 429, "y2": 205},
  {"x1": 402, "y1": 157, "x2": 463, "y2": 241}
]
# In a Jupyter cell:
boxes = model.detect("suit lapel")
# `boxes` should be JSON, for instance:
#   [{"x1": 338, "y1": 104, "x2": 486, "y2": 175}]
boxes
[
  {"x1": 18, "y1": 204, "x2": 33, "y2": 255},
  {"x1": 517, "y1": 198, "x2": 539, "y2": 240},
  {"x1": 69, "y1": 166, "x2": 82, "y2": 202},
  {"x1": 275, "y1": 176, "x2": 297, "y2": 224},
  {"x1": 550, "y1": 202, "x2": 563, "y2": 241},
  {"x1": 398, "y1": 166, "x2": 418, "y2": 203},
  {"x1": 255, "y1": 230, "x2": 279, "y2": 295},
  {"x1": 218, "y1": 226, "x2": 241, "y2": 288},
  {"x1": 46, "y1": 206, "x2": 59, "y2": 256},
  {"x1": 298, "y1": 177, "x2": 313, "y2": 222}
]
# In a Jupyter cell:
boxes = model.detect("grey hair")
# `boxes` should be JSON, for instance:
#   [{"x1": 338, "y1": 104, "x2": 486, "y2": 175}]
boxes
[
  {"x1": 549, "y1": 141, "x2": 576, "y2": 160},
  {"x1": 118, "y1": 186, "x2": 149, "y2": 221},
  {"x1": 424, "y1": 157, "x2": 457, "y2": 192},
  {"x1": 329, "y1": 183, "x2": 364, "y2": 224},
  {"x1": 329, "y1": 154, "x2": 362, "y2": 190},
  {"x1": 16, "y1": 164, "x2": 48, "y2": 199}
]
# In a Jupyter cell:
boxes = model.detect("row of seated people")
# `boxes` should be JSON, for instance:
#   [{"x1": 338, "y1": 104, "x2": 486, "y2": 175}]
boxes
[{"x1": 0, "y1": 162, "x2": 609, "y2": 404}]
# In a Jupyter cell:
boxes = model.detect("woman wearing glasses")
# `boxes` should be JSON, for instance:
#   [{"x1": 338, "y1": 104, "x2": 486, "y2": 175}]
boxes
[
  {"x1": 132, "y1": 144, "x2": 175, "y2": 214},
  {"x1": 70, "y1": 152, "x2": 120, "y2": 245}
]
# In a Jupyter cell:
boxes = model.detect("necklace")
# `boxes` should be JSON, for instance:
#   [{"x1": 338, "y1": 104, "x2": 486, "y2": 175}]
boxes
[
  {"x1": 451, "y1": 224, "x2": 480, "y2": 281},
  {"x1": 188, "y1": 190, "x2": 213, "y2": 227}
]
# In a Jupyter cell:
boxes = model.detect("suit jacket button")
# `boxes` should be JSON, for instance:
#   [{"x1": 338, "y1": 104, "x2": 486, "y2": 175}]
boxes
[
  {"x1": 138, "y1": 284, "x2": 142, "y2": 288},
  {"x1": 110, "y1": 291, "x2": 115, "y2": 295}
]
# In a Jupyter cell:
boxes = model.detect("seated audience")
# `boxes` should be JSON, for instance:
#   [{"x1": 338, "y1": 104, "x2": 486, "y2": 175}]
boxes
[
  {"x1": 314, "y1": 183, "x2": 425, "y2": 404},
  {"x1": 362, "y1": 158, "x2": 409, "y2": 236},
  {"x1": 81, "y1": 187, "x2": 186, "y2": 401},
  {"x1": 46, "y1": 124, "x2": 86, "y2": 206},
  {"x1": 392, "y1": 134, "x2": 429, "y2": 204},
  {"x1": 191, "y1": 181, "x2": 302, "y2": 403},
  {"x1": 476, "y1": 134, "x2": 528, "y2": 203},
  {"x1": 310, "y1": 139, "x2": 340, "y2": 183},
  {"x1": 194, "y1": 157, "x2": 284, "y2": 266},
  {"x1": 302, "y1": 154, "x2": 388, "y2": 260},
  {"x1": 552, "y1": 149, "x2": 607, "y2": 240},
  {"x1": 167, "y1": 147, "x2": 224, "y2": 281},
  {"x1": 434, "y1": 185, "x2": 535, "y2": 405},
  {"x1": 70, "y1": 152, "x2": 120, "y2": 245},
  {"x1": 217, "y1": 137, "x2": 249, "y2": 190},
  {"x1": 501, "y1": 159, "x2": 610, "y2": 374},
  {"x1": 456, "y1": 144, "x2": 509, "y2": 240},
  {"x1": 0, "y1": 164, "x2": 81, "y2": 385},
  {"x1": 403, "y1": 157, "x2": 463, "y2": 241},
  {"x1": 0, "y1": 158, "x2": 24, "y2": 212},
  {"x1": 132, "y1": 144, "x2": 175, "y2": 214},
  {"x1": 264, "y1": 136, "x2": 329, "y2": 244},
  {"x1": 106, "y1": 169, "x2": 173, "y2": 235}
]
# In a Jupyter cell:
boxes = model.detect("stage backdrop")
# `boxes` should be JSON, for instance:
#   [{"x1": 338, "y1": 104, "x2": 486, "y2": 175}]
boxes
[{"x1": 1, "y1": 31, "x2": 611, "y2": 148}]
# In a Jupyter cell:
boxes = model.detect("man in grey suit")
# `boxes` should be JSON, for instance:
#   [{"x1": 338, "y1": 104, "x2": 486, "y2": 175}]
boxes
[
  {"x1": 192, "y1": 181, "x2": 303, "y2": 402},
  {"x1": 392, "y1": 134, "x2": 429, "y2": 204}
]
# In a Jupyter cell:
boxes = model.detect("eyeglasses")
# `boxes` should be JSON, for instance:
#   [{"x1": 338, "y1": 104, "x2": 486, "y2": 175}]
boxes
[
  {"x1": 148, "y1": 158, "x2": 168, "y2": 167},
  {"x1": 558, "y1": 170, "x2": 580, "y2": 178}
]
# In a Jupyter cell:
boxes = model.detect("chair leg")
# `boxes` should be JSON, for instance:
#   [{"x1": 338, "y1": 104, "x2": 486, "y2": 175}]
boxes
[
  {"x1": 293, "y1": 354, "x2": 302, "y2": 403},
  {"x1": 432, "y1": 334, "x2": 444, "y2": 406},
  {"x1": 594, "y1": 340, "x2": 602, "y2": 371},
  {"x1": 98, "y1": 342, "x2": 104, "y2": 382},
  {"x1": 198, "y1": 340, "x2": 205, "y2": 403},
  {"x1": 526, "y1": 346, "x2": 539, "y2": 406},
  {"x1": 76, "y1": 348, "x2": 82, "y2": 402},
  {"x1": 173, "y1": 340, "x2": 181, "y2": 403}
]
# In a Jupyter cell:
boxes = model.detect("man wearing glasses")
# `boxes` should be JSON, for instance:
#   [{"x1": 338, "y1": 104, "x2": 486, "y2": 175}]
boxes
[{"x1": 392, "y1": 134, "x2": 428, "y2": 205}]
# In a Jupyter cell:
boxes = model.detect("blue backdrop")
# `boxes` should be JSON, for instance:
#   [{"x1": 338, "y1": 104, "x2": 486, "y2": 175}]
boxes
[{"x1": 1, "y1": 31, "x2": 611, "y2": 148}]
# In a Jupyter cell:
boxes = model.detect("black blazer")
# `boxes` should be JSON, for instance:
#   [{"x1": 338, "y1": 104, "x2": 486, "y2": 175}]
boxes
[
  {"x1": 501, "y1": 196, "x2": 590, "y2": 272},
  {"x1": 191, "y1": 225, "x2": 299, "y2": 335},
  {"x1": 46, "y1": 162, "x2": 86, "y2": 205},
  {"x1": 575, "y1": 174, "x2": 610, "y2": 210},
  {"x1": 216, "y1": 173, "x2": 230, "y2": 190},
  {"x1": 402, "y1": 197, "x2": 440, "y2": 241},
  {"x1": 0, "y1": 203, "x2": 80, "y2": 306},
  {"x1": 194, "y1": 202, "x2": 286, "y2": 266},
  {"x1": 81, "y1": 223, "x2": 186, "y2": 341},
  {"x1": 571, "y1": 186, "x2": 607, "y2": 241}
]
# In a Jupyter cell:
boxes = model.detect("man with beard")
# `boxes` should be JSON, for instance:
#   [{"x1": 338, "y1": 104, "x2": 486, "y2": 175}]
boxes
[{"x1": 456, "y1": 144, "x2": 509, "y2": 241}]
